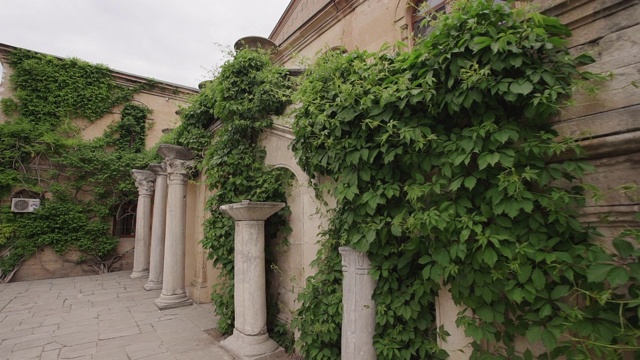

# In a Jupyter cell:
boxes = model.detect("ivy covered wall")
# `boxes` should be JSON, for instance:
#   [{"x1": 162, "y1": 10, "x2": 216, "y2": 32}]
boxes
[{"x1": 0, "y1": 45, "x2": 196, "y2": 282}]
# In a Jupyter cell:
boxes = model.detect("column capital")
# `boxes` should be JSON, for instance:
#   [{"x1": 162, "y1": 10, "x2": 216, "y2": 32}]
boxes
[
  {"x1": 164, "y1": 158, "x2": 195, "y2": 183},
  {"x1": 157, "y1": 144, "x2": 195, "y2": 161},
  {"x1": 220, "y1": 200, "x2": 285, "y2": 221},
  {"x1": 339, "y1": 246, "x2": 372, "y2": 271},
  {"x1": 131, "y1": 170, "x2": 155, "y2": 195},
  {"x1": 148, "y1": 163, "x2": 167, "y2": 176}
]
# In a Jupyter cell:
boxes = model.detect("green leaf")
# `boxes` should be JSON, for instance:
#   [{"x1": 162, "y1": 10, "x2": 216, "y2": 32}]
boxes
[
  {"x1": 483, "y1": 247, "x2": 498, "y2": 267},
  {"x1": 586, "y1": 263, "x2": 615, "y2": 283},
  {"x1": 509, "y1": 80, "x2": 534, "y2": 95},
  {"x1": 531, "y1": 268, "x2": 546, "y2": 290},
  {"x1": 541, "y1": 328, "x2": 558, "y2": 349},
  {"x1": 517, "y1": 264, "x2": 532, "y2": 283},
  {"x1": 470, "y1": 36, "x2": 493, "y2": 52},
  {"x1": 550, "y1": 285, "x2": 570, "y2": 300},
  {"x1": 476, "y1": 306, "x2": 494, "y2": 322},
  {"x1": 607, "y1": 266, "x2": 629, "y2": 287},
  {"x1": 612, "y1": 238, "x2": 634, "y2": 258},
  {"x1": 526, "y1": 325, "x2": 543, "y2": 343},
  {"x1": 463, "y1": 176, "x2": 477, "y2": 190}
]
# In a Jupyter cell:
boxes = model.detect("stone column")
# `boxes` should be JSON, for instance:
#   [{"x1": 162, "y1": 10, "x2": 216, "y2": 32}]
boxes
[
  {"x1": 339, "y1": 246, "x2": 377, "y2": 360},
  {"x1": 155, "y1": 145, "x2": 194, "y2": 309},
  {"x1": 436, "y1": 285, "x2": 473, "y2": 360},
  {"x1": 219, "y1": 200, "x2": 286, "y2": 360},
  {"x1": 144, "y1": 163, "x2": 167, "y2": 291},
  {"x1": 130, "y1": 170, "x2": 155, "y2": 279}
]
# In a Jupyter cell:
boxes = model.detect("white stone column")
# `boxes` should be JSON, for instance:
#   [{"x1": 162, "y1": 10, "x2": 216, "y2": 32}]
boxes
[
  {"x1": 130, "y1": 170, "x2": 154, "y2": 279},
  {"x1": 219, "y1": 200, "x2": 286, "y2": 360},
  {"x1": 339, "y1": 246, "x2": 377, "y2": 360},
  {"x1": 155, "y1": 145, "x2": 194, "y2": 309},
  {"x1": 144, "y1": 163, "x2": 167, "y2": 291},
  {"x1": 436, "y1": 285, "x2": 473, "y2": 359}
]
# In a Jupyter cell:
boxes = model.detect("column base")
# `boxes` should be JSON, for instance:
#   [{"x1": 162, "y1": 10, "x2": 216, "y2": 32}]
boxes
[
  {"x1": 189, "y1": 279, "x2": 209, "y2": 304},
  {"x1": 130, "y1": 270, "x2": 149, "y2": 279},
  {"x1": 154, "y1": 293, "x2": 193, "y2": 309},
  {"x1": 220, "y1": 329, "x2": 284, "y2": 360},
  {"x1": 143, "y1": 280, "x2": 163, "y2": 291}
]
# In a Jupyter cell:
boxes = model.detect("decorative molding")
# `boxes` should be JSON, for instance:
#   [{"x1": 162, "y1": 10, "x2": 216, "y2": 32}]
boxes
[
  {"x1": 270, "y1": 0, "x2": 367, "y2": 65},
  {"x1": 164, "y1": 159, "x2": 195, "y2": 183},
  {"x1": 131, "y1": 170, "x2": 155, "y2": 195}
]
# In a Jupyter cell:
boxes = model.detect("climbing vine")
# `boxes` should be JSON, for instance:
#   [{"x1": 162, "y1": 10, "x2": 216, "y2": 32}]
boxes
[
  {"x1": 173, "y1": 49, "x2": 294, "y2": 337},
  {"x1": 292, "y1": 1, "x2": 636, "y2": 359},
  {"x1": 0, "y1": 49, "x2": 157, "y2": 281}
]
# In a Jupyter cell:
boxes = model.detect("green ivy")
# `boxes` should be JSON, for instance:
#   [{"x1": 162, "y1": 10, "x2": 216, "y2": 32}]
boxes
[
  {"x1": 292, "y1": 1, "x2": 635, "y2": 359},
  {"x1": 172, "y1": 49, "x2": 293, "y2": 335},
  {"x1": 0, "y1": 49, "x2": 157, "y2": 280}
]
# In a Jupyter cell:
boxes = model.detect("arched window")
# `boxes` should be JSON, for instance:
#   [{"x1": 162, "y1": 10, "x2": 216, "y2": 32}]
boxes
[{"x1": 113, "y1": 201, "x2": 136, "y2": 237}]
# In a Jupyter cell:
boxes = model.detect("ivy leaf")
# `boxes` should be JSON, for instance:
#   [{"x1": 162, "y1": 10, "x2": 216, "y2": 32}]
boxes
[
  {"x1": 526, "y1": 325, "x2": 543, "y2": 343},
  {"x1": 550, "y1": 285, "x2": 570, "y2": 300},
  {"x1": 541, "y1": 328, "x2": 558, "y2": 349},
  {"x1": 531, "y1": 268, "x2": 546, "y2": 290},
  {"x1": 509, "y1": 80, "x2": 534, "y2": 95},
  {"x1": 612, "y1": 238, "x2": 634, "y2": 258},
  {"x1": 483, "y1": 247, "x2": 498, "y2": 267},
  {"x1": 586, "y1": 263, "x2": 615, "y2": 283},
  {"x1": 463, "y1": 176, "x2": 477, "y2": 190},
  {"x1": 607, "y1": 267, "x2": 629, "y2": 288},
  {"x1": 517, "y1": 264, "x2": 532, "y2": 283},
  {"x1": 476, "y1": 306, "x2": 494, "y2": 322},
  {"x1": 470, "y1": 36, "x2": 493, "y2": 52}
]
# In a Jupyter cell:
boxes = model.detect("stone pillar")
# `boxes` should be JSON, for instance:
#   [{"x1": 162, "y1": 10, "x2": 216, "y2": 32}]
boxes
[
  {"x1": 339, "y1": 246, "x2": 377, "y2": 360},
  {"x1": 130, "y1": 170, "x2": 155, "y2": 279},
  {"x1": 144, "y1": 163, "x2": 167, "y2": 291},
  {"x1": 155, "y1": 145, "x2": 194, "y2": 309},
  {"x1": 219, "y1": 200, "x2": 286, "y2": 360},
  {"x1": 436, "y1": 285, "x2": 473, "y2": 360}
]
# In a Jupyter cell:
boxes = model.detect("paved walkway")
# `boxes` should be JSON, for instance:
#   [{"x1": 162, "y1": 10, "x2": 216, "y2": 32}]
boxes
[{"x1": 0, "y1": 272, "x2": 233, "y2": 360}]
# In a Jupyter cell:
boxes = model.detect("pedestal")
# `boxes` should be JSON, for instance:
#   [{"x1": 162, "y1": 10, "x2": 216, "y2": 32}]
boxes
[
  {"x1": 144, "y1": 163, "x2": 167, "y2": 291},
  {"x1": 436, "y1": 285, "x2": 473, "y2": 360},
  {"x1": 339, "y1": 246, "x2": 377, "y2": 360},
  {"x1": 130, "y1": 170, "x2": 154, "y2": 279},
  {"x1": 155, "y1": 145, "x2": 194, "y2": 309},
  {"x1": 219, "y1": 200, "x2": 286, "y2": 360}
]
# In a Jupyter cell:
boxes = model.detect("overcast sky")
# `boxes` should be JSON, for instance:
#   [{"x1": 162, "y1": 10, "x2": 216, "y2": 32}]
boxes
[{"x1": 0, "y1": 0, "x2": 291, "y2": 88}]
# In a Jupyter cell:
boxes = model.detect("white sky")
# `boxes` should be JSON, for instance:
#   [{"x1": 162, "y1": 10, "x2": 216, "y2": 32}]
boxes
[{"x1": 0, "y1": 0, "x2": 292, "y2": 88}]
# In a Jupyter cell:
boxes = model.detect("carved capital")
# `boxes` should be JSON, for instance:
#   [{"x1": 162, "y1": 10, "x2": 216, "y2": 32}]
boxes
[
  {"x1": 164, "y1": 158, "x2": 195, "y2": 183},
  {"x1": 339, "y1": 246, "x2": 372, "y2": 271},
  {"x1": 157, "y1": 144, "x2": 194, "y2": 161},
  {"x1": 131, "y1": 170, "x2": 155, "y2": 195},
  {"x1": 148, "y1": 163, "x2": 167, "y2": 176}
]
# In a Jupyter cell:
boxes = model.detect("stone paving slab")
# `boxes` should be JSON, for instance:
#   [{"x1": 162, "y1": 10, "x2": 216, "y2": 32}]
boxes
[{"x1": 0, "y1": 272, "x2": 234, "y2": 360}]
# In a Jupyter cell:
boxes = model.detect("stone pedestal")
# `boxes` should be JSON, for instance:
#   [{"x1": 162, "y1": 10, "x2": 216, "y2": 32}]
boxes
[
  {"x1": 144, "y1": 163, "x2": 167, "y2": 291},
  {"x1": 436, "y1": 285, "x2": 473, "y2": 360},
  {"x1": 130, "y1": 170, "x2": 155, "y2": 279},
  {"x1": 219, "y1": 200, "x2": 286, "y2": 360},
  {"x1": 155, "y1": 145, "x2": 194, "y2": 309},
  {"x1": 339, "y1": 246, "x2": 377, "y2": 360}
]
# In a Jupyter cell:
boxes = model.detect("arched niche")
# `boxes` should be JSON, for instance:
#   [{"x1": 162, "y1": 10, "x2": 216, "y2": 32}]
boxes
[{"x1": 260, "y1": 125, "x2": 327, "y2": 322}]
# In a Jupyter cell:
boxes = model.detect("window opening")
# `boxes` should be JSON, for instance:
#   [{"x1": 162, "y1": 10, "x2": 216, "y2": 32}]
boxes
[{"x1": 113, "y1": 201, "x2": 136, "y2": 237}]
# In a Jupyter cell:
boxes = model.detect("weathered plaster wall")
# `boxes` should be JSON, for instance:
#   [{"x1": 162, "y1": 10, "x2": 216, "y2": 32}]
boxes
[
  {"x1": 0, "y1": 43, "x2": 198, "y2": 283},
  {"x1": 539, "y1": 0, "x2": 640, "y2": 238}
]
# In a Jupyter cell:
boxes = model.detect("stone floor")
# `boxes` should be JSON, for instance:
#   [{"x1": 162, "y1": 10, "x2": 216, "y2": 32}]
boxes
[{"x1": 0, "y1": 271, "x2": 234, "y2": 360}]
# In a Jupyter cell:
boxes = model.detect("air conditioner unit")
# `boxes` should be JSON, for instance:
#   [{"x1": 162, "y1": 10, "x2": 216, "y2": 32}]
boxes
[{"x1": 11, "y1": 198, "x2": 41, "y2": 213}]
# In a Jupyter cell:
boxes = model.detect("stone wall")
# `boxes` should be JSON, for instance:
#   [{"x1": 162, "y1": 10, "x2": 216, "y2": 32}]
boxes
[
  {"x1": 539, "y1": 0, "x2": 640, "y2": 239},
  {"x1": 11, "y1": 238, "x2": 135, "y2": 282}
]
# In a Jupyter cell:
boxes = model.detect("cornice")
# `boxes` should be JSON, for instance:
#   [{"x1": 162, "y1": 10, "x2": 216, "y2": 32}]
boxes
[{"x1": 270, "y1": 0, "x2": 366, "y2": 65}]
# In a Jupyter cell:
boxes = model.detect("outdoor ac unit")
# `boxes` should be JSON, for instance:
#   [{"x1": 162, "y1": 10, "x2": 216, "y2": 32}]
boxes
[{"x1": 11, "y1": 198, "x2": 41, "y2": 213}]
